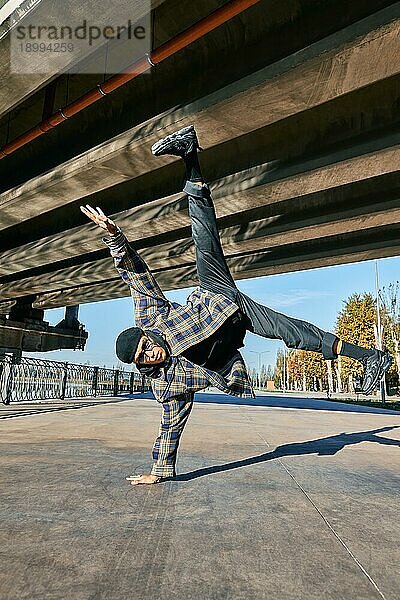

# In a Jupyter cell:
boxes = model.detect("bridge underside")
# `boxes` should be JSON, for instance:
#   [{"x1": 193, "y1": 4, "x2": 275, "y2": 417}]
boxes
[{"x1": 0, "y1": 0, "x2": 398, "y2": 317}]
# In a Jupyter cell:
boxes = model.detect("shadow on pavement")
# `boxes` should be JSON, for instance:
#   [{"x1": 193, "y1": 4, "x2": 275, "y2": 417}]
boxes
[
  {"x1": 0, "y1": 394, "x2": 154, "y2": 419},
  {"x1": 173, "y1": 426, "x2": 400, "y2": 482}
]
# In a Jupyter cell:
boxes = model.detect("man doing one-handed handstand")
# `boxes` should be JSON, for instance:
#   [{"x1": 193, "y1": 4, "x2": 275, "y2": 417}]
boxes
[{"x1": 81, "y1": 126, "x2": 392, "y2": 486}]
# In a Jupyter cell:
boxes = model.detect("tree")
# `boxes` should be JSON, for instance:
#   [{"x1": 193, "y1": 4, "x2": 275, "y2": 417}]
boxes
[
  {"x1": 326, "y1": 360, "x2": 334, "y2": 394},
  {"x1": 301, "y1": 350, "x2": 328, "y2": 391},
  {"x1": 260, "y1": 364, "x2": 267, "y2": 388},
  {"x1": 335, "y1": 293, "x2": 377, "y2": 391},
  {"x1": 266, "y1": 364, "x2": 274, "y2": 380},
  {"x1": 274, "y1": 350, "x2": 284, "y2": 390},
  {"x1": 379, "y1": 282, "x2": 400, "y2": 391},
  {"x1": 274, "y1": 349, "x2": 327, "y2": 392},
  {"x1": 334, "y1": 355, "x2": 343, "y2": 393},
  {"x1": 287, "y1": 350, "x2": 304, "y2": 390},
  {"x1": 250, "y1": 367, "x2": 258, "y2": 388}
]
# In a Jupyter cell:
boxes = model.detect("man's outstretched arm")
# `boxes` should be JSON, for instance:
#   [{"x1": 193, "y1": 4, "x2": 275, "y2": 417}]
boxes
[{"x1": 80, "y1": 205, "x2": 167, "y2": 320}]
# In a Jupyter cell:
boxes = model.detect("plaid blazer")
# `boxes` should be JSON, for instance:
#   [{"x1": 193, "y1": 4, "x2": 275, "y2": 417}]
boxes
[{"x1": 103, "y1": 228, "x2": 254, "y2": 402}]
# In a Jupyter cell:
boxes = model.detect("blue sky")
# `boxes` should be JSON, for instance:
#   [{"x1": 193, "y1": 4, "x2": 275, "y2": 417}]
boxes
[{"x1": 27, "y1": 255, "x2": 399, "y2": 372}]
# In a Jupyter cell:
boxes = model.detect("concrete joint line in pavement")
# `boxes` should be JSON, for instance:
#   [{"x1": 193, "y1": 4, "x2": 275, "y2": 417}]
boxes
[{"x1": 249, "y1": 420, "x2": 387, "y2": 600}]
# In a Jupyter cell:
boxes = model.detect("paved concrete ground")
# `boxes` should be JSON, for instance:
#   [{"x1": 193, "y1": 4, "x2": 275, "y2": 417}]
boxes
[{"x1": 1, "y1": 393, "x2": 400, "y2": 600}]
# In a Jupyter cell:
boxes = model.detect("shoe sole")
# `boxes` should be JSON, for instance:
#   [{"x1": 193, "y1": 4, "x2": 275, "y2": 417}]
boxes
[
  {"x1": 362, "y1": 353, "x2": 393, "y2": 395},
  {"x1": 151, "y1": 125, "x2": 197, "y2": 156}
]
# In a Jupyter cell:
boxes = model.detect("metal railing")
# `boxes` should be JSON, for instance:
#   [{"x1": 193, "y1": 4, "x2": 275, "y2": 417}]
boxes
[{"x1": 0, "y1": 355, "x2": 150, "y2": 404}]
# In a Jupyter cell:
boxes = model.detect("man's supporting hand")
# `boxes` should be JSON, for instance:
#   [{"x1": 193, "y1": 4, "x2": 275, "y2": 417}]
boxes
[
  {"x1": 126, "y1": 474, "x2": 161, "y2": 486},
  {"x1": 80, "y1": 204, "x2": 117, "y2": 235}
]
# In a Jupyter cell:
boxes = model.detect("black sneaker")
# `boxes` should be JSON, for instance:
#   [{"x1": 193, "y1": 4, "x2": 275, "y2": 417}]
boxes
[
  {"x1": 151, "y1": 125, "x2": 202, "y2": 157},
  {"x1": 355, "y1": 350, "x2": 392, "y2": 395}
]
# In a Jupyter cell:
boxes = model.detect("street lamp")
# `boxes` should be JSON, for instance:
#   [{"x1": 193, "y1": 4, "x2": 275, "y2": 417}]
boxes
[
  {"x1": 248, "y1": 350, "x2": 270, "y2": 388},
  {"x1": 283, "y1": 346, "x2": 287, "y2": 392},
  {"x1": 374, "y1": 260, "x2": 386, "y2": 404}
]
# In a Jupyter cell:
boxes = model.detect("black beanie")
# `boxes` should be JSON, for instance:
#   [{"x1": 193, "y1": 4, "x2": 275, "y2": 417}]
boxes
[{"x1": 116, "y1": 327, "x2": 143, "y2": 364}]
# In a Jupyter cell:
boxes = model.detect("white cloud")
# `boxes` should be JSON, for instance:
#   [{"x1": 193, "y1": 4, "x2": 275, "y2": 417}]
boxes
[{"x1": 240, "y1": 288, "x2": 334, "y2": 310}]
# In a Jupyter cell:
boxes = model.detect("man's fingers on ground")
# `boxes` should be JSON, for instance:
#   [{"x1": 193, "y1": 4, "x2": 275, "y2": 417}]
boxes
[{"x1": 96, "y1": 206, "x2": 106, "y2": 217}]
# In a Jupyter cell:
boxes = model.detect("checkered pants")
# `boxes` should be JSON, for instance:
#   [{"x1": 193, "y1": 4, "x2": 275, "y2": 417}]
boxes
[{"x1": 150, "y1": 392, "x2": 194, "y2": 477}]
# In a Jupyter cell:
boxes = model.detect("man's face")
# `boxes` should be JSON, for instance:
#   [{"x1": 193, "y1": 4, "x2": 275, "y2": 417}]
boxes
[{"x1": 134, "y1": 335, "x2": 167, "y2": 366}]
